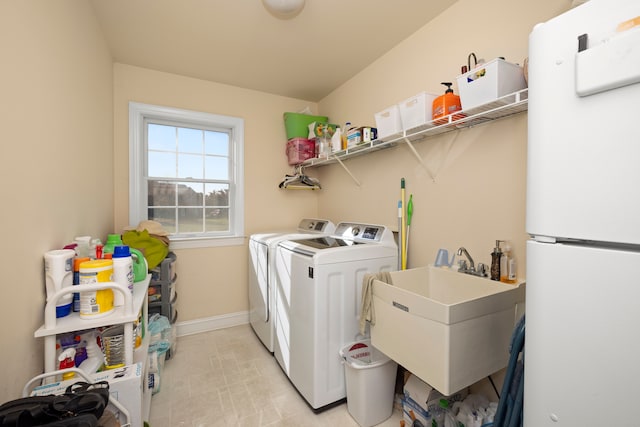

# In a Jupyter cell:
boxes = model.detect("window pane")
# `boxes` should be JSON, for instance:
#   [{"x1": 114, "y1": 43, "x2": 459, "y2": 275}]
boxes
[
  {"x1": 148, "y1": 151, "x2": 176, "y2": 178},
  {"x1": 177, "y1": 153, "x2": 203, "y2": 179},
  {"x1": 132, "y1": 103, "x2": 244, "y2": 243},
  {"x1": 205, "y1": 156, "x2": 229, "y2": 180},
  {"x1": 178, "y1": 208, "x2": 204, "y2": 233},
  {"x1": 178, "y1": 127, "x2": 202, "y2": 154},
  {"x1": 206, "y1": 208, "x2": 229, "y2": 232},
  {"x1": 205, "y1": 183, "x2": 229, "y2": 207},
  {"x1": 205, "y1": 131, "x2": 229, "y2": 156},
  {"x1": 148, "y1": 208, "x2": 176, "y2": 234},
  {"x1": 148, "y1": 124, "x2": 176, "y2": 151},
  {"x1": 148, "y1": 181, "x2": 176, "y2": 206},
  {"x1": 177, "y1": 182, "x2": 203, "y2": 206}
]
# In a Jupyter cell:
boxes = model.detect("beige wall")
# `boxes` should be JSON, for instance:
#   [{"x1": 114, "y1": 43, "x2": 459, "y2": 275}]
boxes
[
  {"x1": 113, "y1": 64, "x2": 321, "y2": 320},
  {"x1": 316, "y1": 0, "x2": 569, "y2": 274},
  {"x1": 313, "y1": 0, "x2": 569, "y2": 397},
  {"x1": 0, "y1": 1, "x2": 113, "y2": 403}
]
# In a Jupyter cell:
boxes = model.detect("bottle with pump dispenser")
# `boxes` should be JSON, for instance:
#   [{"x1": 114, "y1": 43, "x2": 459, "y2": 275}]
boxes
[
  {"x1": 500, "y1": 242, "x2": 518, "y2": 284},
  {"x1": 432, "y1": 82, "x2": 464, "y2": 125},
  {"x1": 490, "y1": 240, "x2": 503, "y2": 281}
]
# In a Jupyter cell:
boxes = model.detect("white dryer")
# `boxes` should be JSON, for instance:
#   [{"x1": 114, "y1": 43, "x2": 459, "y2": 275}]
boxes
[
  {"x1": 274, "y1": 222, "x2": 397, "y2": 410},
  {"x1": 248, "y1": 218, "x2": 335, "y2": 352}
]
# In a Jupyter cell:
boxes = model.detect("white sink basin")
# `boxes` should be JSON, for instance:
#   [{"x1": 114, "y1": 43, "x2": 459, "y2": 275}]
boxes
[{"x1": 370, "y1": 265, "x2": 525, "y2": 395}]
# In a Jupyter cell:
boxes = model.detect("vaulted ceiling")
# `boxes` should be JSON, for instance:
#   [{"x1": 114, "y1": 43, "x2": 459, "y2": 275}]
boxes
[{"x1": 90, "y1": 0, "x2": 458, "y2": 101}]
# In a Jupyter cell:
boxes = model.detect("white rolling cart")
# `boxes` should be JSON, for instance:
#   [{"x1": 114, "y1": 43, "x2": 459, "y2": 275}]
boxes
[{"x1": 34, "y1": 275, "x2": 152, "y2": 427}]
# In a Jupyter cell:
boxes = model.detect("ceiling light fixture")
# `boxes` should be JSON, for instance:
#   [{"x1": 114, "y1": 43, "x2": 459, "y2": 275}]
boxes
[{"x1": 262, "y1": 0, "x2": 306, "y2": 19}]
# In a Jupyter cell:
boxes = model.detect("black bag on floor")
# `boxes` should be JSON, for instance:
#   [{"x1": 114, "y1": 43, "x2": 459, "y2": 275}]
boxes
[{"x1": 0, "y1": 381, "x2": 109, "y2": 427}]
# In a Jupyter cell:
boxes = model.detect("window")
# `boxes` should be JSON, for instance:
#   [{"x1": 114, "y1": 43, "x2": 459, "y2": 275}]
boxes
[{"x1": 129, "y1": 102, "x2": 244, "y2": 249}]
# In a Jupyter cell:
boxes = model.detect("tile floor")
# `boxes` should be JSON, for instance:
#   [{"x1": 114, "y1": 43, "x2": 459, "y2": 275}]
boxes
[{"x1": 149, "y1": 324, "x2": 403, "y2": 427}]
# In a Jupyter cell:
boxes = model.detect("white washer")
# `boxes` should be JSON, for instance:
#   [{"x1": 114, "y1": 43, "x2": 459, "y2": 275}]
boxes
[
  {"x1": 274, "y1": 222, "x2": 397, "y2": 410},
  {"x1": 248, "y1": 219, "x2": 336, "y2": 352}
]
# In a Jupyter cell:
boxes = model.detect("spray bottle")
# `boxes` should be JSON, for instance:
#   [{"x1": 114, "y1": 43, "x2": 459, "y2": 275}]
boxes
[
  {"x1": 58, "y1": 348, "x2": 76, "y2": 380},
  {"x1": 77, "y1": 333, "x2": 104, "y2": 375}
]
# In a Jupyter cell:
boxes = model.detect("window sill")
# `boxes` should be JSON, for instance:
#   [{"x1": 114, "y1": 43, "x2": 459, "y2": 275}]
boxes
[{"x1": 168, "y1": 236, "x2": 246, "y2": 250}]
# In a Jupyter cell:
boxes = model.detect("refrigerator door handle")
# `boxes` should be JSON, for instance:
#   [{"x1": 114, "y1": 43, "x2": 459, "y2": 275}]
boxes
[{"x1": 531, "y1": 235, "x2": 557, "y2": 243}]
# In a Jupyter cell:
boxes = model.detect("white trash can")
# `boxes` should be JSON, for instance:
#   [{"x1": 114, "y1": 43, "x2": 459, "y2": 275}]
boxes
[{"x1": 340, "y1": 339, "x2": 398, "y2": 427}]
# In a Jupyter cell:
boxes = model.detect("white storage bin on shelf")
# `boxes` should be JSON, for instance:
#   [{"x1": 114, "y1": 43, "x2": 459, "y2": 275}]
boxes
[
  {"x1": 374, "y1": 104, "x2": 402, "y2": 140},
  {"x1": 398, "y1": 91, "x2": 438, "y2": 132},
  {"x1": 456, "y1": 58, "x2": 527, "y2": 110}
]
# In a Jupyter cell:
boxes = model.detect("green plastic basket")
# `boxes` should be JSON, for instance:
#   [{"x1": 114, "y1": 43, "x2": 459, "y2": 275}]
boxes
[{"x1": 283, "y1": 112, "x2": 328, "y2": 140}]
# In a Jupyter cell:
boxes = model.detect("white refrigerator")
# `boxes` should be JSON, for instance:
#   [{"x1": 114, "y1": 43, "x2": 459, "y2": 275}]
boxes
[{"x1": 525, "y1": 0, "x2": 640, "y2": 425}]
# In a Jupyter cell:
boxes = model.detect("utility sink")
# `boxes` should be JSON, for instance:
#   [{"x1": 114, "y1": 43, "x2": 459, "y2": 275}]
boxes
[{"x1": 370, "y1": 265, "x2": 525, "y2": 395}]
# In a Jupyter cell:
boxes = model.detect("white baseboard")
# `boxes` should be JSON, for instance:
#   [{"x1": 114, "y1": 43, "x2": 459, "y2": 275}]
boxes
[{"x1": 175, "y1": 311, "x2": 249, "y2": 337}]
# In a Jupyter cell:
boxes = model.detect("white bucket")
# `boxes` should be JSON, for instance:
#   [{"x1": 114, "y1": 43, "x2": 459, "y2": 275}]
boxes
[{"x1": 340, "y1": 339, "x2": 398, "y2": 427}]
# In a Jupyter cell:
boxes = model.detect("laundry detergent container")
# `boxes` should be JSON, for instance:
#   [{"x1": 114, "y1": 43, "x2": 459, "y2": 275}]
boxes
[{"x1": 340, "y1": 339, "x2": 398, "y2": 427}]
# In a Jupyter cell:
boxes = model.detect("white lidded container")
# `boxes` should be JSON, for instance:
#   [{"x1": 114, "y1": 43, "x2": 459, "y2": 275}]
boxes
[
  {"x1": 78, "y1": 259, "x2": 115, "y2": 319},
  {"x1": 112, "y1": 245, "x2": 134, "y2": 307},
  {"x1": 44, "y1": 249, "x2": 76, "y2": 318},
  {"x1": 340, "y1": 339, "x2": 397, "y2": 427}
]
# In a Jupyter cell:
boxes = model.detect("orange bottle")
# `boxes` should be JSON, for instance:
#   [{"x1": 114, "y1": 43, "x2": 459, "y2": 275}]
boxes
[{"x1": 432, "y1": 82, "x2": 464, "y2": 125}]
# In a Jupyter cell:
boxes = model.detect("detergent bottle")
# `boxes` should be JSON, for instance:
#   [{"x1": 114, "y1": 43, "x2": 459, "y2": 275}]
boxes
[{"x1": 432, "y1": 82, "x2": 463, "y2": 125}]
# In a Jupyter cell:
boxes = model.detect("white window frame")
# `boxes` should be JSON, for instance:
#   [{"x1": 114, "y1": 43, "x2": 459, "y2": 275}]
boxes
[{"x1": 129, "y1": 102, "x2": 245, "y2": 249}]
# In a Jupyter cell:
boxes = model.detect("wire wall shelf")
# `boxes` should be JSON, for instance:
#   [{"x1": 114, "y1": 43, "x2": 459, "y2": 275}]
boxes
[{"x1": 302, "y1": 88, "x2": 528, "y2": 169}]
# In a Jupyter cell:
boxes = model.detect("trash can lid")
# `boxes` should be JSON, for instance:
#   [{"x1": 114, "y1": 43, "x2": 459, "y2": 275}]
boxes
[{"x1": 340, "y1": 339, "x2": 393, "y2": 369}]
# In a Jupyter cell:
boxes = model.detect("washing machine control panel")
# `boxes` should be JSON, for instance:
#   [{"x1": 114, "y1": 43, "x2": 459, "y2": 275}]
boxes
[
  {"x1": 298, "y1": 219, "x2": 334, "y2": 232},
  {"x1": 334, "y1": 223, "x2": 385, "y2": 243}
]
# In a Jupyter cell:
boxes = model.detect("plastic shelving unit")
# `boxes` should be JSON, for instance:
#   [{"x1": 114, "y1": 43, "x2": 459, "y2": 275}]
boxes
[{"x1": 34, "y1": 275, "x2": 152, "y2": 426}]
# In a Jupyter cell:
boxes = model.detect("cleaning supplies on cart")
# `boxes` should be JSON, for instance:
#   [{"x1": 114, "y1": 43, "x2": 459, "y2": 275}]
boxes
[
  {"x1": 78, "y1": 259, "x2": 115, "y2": 319},
  {"x1": 57, "y1": 348, "x2": 76, "y2": 380},
  {"x1": 112, "y1": 245, "x2": 134, "y2": 307},
  {"x1": 78, "y1": 333, "x2": 104, "y2": 375}
]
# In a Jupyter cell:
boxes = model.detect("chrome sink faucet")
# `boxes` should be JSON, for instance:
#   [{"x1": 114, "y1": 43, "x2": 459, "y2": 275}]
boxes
[
  {"x1": 457, "y1": 247, "x2": 475, "y2": 271},
  {"x1": 457, "y1": 247, "x2": 488, "y2": 277}
]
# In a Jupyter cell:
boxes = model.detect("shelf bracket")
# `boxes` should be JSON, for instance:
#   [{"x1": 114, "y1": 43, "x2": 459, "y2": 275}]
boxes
[
  {"x1": 333, "y1": 155, "x2": 361, "y2": 186},
  {"x1": 402, "y1": 136, "x2": 434, "y2": 181}
]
